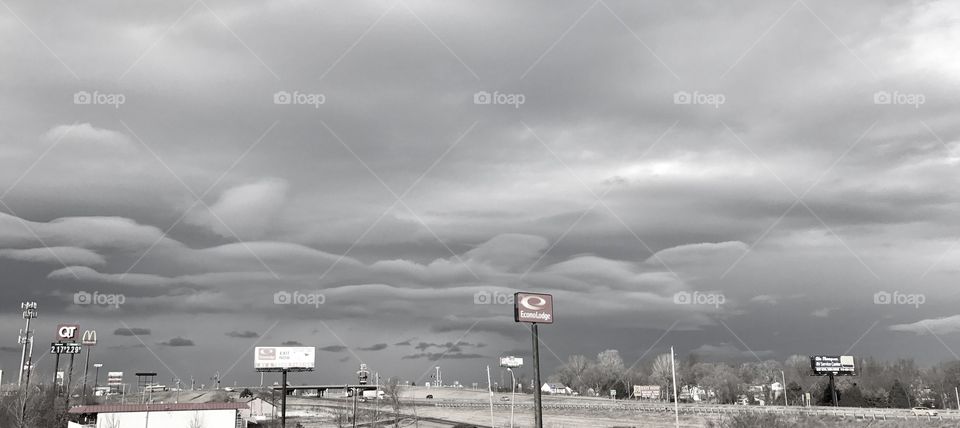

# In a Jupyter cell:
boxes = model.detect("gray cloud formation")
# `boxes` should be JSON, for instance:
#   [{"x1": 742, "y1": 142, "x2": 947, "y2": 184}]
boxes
[{"x1": 1, "y1": 0, "x2": 960, "y2": 382}]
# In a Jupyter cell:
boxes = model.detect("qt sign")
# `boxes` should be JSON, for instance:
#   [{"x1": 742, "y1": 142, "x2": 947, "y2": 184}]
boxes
[
  {"x1": 514, "y1": 292, "x2": 553, "y2": 324},
  {"x1": 57, "y1": 324, "x2": 80, "y2": 341}
]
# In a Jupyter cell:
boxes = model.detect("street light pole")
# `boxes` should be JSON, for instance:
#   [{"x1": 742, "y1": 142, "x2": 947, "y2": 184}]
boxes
[
  {"x1": 507, "y1": 368, "x2": 516, "y2": 428},
  {"x1": 93, "y1": 364, "x2": 102, "y2": 396}
]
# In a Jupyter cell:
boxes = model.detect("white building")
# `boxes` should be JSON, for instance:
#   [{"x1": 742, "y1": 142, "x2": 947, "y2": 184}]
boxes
[
  {"x1": 240, "y1": 397, "x2": 276, "y2": 423},
  {"x1": 68, "y1": 402, "x2": 248, "y2": 428}
]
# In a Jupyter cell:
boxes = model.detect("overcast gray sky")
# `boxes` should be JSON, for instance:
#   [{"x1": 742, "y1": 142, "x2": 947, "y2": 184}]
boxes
[{"x1": 2, "y1": 0, "x2": 960, "y2": 387}]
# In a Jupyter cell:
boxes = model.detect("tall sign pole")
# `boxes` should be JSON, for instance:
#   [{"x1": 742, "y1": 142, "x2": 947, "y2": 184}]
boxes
[
  {"x1": 531, "y1": 324, "x2": 542, "y2": 427},
  {"x1": 281, "y1": 369, "x2": 288, "y2": 428},
  {"x1": 514, "y1": 292, "x2": 553, "y2": 428},
  {"x1": 81, "y1": 330, "x2": 97, "y2": 402}
]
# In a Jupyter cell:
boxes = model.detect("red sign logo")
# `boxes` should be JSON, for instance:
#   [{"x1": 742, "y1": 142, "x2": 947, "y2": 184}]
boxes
[
  {"x1": 57, "y1": 324, "x2": 80, "y2": 341},
  {"x1": 258, "y1": 348, "x2": 277, "y2": 360},
  {"x1": 514, "y1": 292, "x2": 553, "y2": 324}
]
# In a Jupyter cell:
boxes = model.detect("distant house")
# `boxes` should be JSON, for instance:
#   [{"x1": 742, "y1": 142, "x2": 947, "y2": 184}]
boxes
[
  {"x1": 541, "y1": 383, "x2": 572, "y2": 395},
  {"x1": 240, "y1": 397, "x2": 276, "y2": 422}
]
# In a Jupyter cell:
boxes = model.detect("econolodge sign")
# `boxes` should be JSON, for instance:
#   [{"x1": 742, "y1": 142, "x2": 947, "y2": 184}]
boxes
[{"x1": 514, "y1": 292, "x2": 553, "y2": 324}]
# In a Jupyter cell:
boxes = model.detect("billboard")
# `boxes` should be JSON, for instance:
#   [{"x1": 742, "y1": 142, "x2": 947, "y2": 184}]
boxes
[
  {"x1": 57, "y1": 324, "x2": 80, "y2": 342},
  {"x1": 499, "y1": 356, "x2": 524, "y2": 368},
  {"x1": 255, "y1": 347, "x2": 315, "y2": 371},
  {"x1": 634, "y1": 385, "x2": 661, "y2": 399},
  {"x1": 107, "y1": 372, "x2": 123, "y2": 387},
  {"x1": 811, "y1": 355, "x2": 856, "y2": 376},
  {"x1": 514, "y1": 292, "x2": 553, "y2": 324}
]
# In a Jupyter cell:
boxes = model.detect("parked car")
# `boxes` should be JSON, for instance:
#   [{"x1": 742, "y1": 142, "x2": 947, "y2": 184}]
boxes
[
  {"x1": 425, "y1": 394, "x2": 434, "y2": 399},
  {"x1": 912, "y1": 407, "x2": 938, "y2": 416}
]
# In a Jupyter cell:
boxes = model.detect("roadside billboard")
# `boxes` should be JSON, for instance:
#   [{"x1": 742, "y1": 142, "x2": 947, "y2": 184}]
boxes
[
  {"x1": 514, "y1": 292, "x2": 553, "y2": 324},
  {"x1": 255, "y1": 347, "x2": 315, "y2": 370},
  {"x1": 810, "y1": 355, "x2": 856, "y2": 376},
  {"x1": 107, "y1": 372, "x2": 123, "y2": 387},
  {"x1": 634, "y1": 385, "x2": 661, "y2": 399},
  {"x1": 499, "y1": 356, "x2": 524, "y2": 368}
]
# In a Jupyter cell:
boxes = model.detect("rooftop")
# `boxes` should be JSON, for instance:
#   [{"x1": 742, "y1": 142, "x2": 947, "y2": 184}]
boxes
[{"x1": 68, "y1": 402, "x2": 249, "y2": 414}]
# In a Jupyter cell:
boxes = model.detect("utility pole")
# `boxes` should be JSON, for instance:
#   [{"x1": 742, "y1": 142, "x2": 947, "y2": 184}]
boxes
[
  {"x1": 18, "y1": 302, "x2": 37, "y2": 424},
  {"x1": 93, "y1": 363, "x2": 103, "y2": 395},
  {"x1": 781, "y1": 370, "x2": 788, "y2": 407},
  {"x1": 18, "y1": 302, "x2": 37, "y2": 386},
  {"x1": 671, "y1": 346, "x2": 679, "y2": 428}
]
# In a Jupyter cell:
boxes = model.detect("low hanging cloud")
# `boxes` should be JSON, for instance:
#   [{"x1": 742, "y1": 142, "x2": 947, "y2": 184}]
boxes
[
  {"x1": 319, "y1": 345, "x2": 348, "y2": 352},
  {"x1": 401, "y1": 352, "x2": 486, "y2": 361},
  {"x1": 159, "y1": 337, "x2": 195, "y2": 347},
  {"x1": 282, "y1": 340, "x2": 304, "y2": 346},
  {"x1": 185, "y1": 178, "x2": 289, "y2": 239},
  {"x1": 890, "y1": 316, "x2": 960, "y2": 335},
  {"x1": 359, "y1": 343, "x2": 388, "y2": 351},
  {"x1": 114, "y1": 328, "x2": 151, "y2": 336},
  {"x1": 0, "y1": 247, "x2": 106, "y2": 266},
  {"x1": 226, "y1": 330, "x2": 261, "y2": 338}
]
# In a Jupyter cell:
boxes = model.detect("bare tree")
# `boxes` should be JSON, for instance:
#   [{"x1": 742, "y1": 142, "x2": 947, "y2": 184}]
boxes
[{"x1": 381, "y1": 377, "x2": 404, "y2": 428}]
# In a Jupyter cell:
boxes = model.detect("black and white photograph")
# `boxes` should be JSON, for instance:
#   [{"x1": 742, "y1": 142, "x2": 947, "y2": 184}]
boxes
[{"x1": 1, "y1": 1, "x2": 959, "y2": 427}]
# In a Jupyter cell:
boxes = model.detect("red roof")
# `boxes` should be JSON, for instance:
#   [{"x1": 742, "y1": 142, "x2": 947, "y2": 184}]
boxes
[{"x1": 69, "y1": 402, "x2": 249, "y2": 414}]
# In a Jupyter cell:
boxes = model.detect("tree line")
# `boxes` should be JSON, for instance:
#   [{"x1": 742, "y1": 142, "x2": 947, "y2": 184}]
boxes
[{"x1": 547, "y1": 350, "x2": 960, "y2": 408}]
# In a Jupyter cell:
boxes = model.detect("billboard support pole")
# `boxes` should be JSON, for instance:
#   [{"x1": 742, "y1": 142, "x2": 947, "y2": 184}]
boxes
[
  {"x1": 829, "y1": 373, "x2": 837, "y2": 406},
  {"x1": 65, "y1": 353, "x2": 76, "y2": 408},
  {"x1": 82, "y1": 347, "x2": 92, "y2": 402},
  {"x1": 532, "y1": 323, "x2": 542, "y2": 428},
  {"x1": 52, "y1": 353, "x2": 61, "y2": 388},
  {"x1": 281, "y1": 369, "x2": 288, "y2": 428}
]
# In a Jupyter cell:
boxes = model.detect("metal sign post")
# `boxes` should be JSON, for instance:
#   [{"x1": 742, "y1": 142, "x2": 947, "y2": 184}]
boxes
[
  {"x1": 514, "y1": 292, "x2": 553, "y2": 428},
  {"x1": 282, "y1": 369, "x2": 288, "y2": 428},
  {"x1": 81, "y1": 330, "x2": 96, "y2": 402}
]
